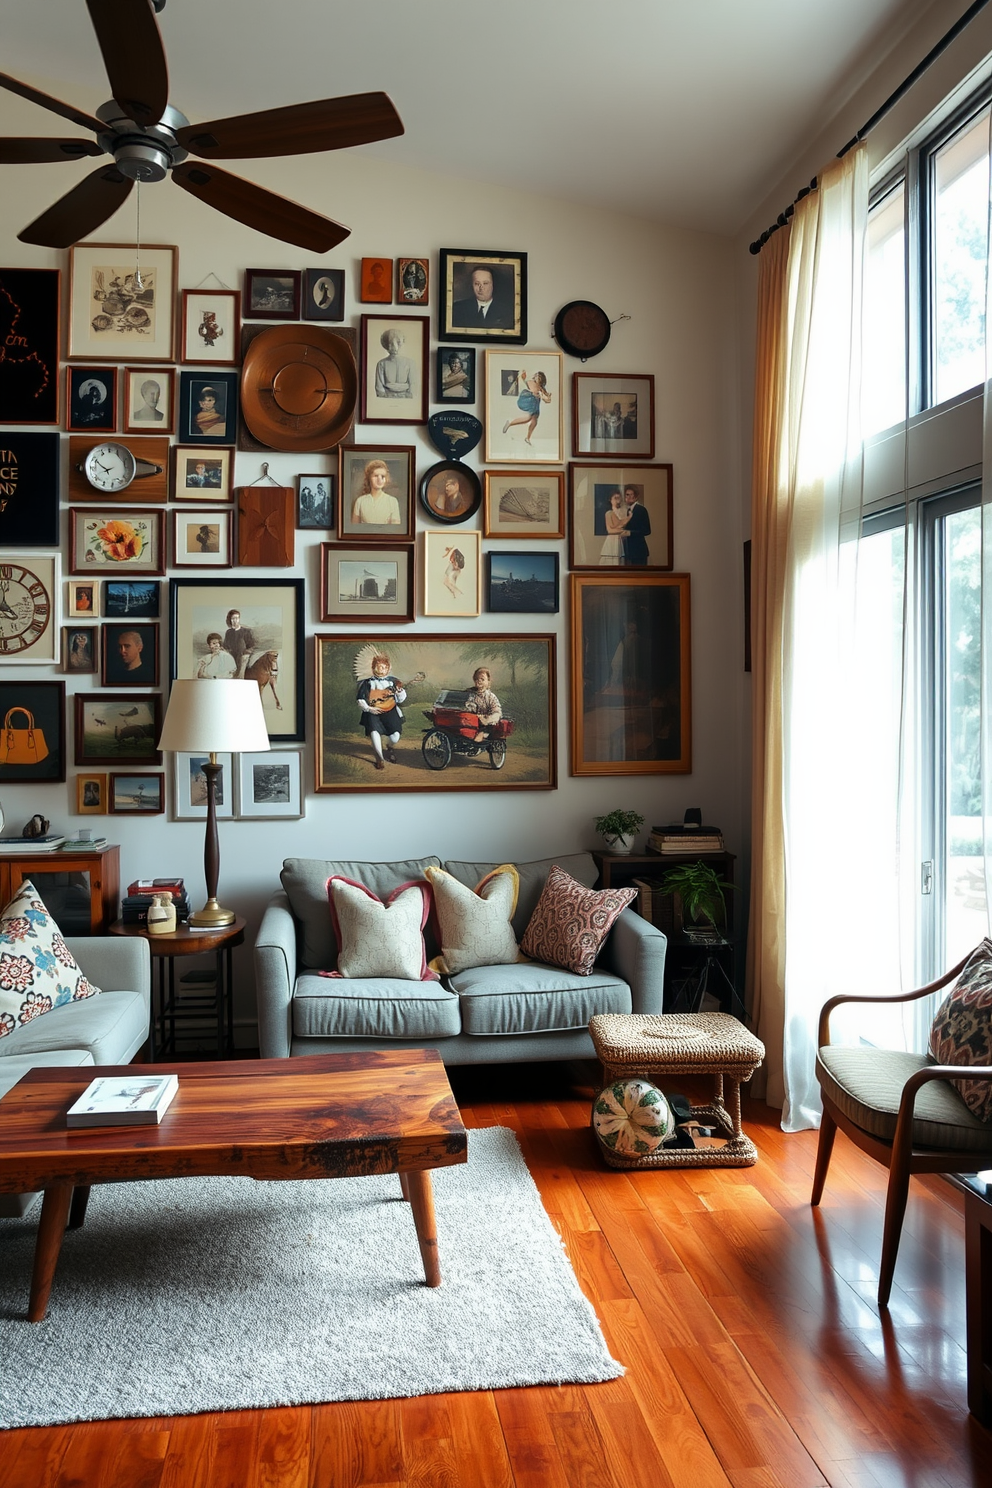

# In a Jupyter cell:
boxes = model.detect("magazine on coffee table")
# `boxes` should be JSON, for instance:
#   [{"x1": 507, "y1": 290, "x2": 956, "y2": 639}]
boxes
[{"x1": 66, "y1": 1073, "x2": 178, "y2": 1127}]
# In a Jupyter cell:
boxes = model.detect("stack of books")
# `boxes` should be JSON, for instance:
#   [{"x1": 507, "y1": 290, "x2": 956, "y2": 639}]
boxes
[
  {"x1": 646, "y1": 823, "x2": 725, "y2": 855},
  {"x1": 59, "y1": 834, "x2": 109, "y2": 851},
  {"x1": 0, "y1": 833, "x2": 66, "y2": 852},
  {"x1": 121, "y1": 877, "x2": 190, "y2": 926}
]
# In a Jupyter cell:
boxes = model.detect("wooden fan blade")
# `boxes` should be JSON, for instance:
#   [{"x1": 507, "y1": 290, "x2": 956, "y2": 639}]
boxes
[
  {"x1": 85, "y1": 0, "x2": 169, "y2": 127},
  {"x1": 171, "y1": 162, "x2": 349, "y2": 253},
  {"x1": 176, "y1": 92, "x2": 404, "y2": 160},
  {"x1": 18, "y1": 164, "x2": 132, "y2": 248},
  {"x1": 0, "y1": 137, "x2": 104, "y2": 164},
  {"x1": 0, "y1": 71, "x2": 106, "y2": 134}
]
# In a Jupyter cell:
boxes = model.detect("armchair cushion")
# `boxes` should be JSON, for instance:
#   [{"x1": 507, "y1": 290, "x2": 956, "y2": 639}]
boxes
[
  {"x1": 0, "y1": 879, "x2": 100, "y2": 1042},
  {"x1": 817, "y1": 1045, "x2": 992, "y2": 1150},
  {"x1": 929, "y1": 939, "x2": 992, "y2": 1119}
]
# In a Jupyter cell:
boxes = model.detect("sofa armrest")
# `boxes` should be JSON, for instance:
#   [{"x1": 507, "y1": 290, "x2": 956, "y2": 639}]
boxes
[
  {"x1": 65, "y1": 936, "x2": 150, "y2": 1001},
  {"x1": 599, "y1": 908, "x2": 667, "y2": 1014},
  {"x1": 255, "y1": 891, "x2": 298, "y2": 1059}
]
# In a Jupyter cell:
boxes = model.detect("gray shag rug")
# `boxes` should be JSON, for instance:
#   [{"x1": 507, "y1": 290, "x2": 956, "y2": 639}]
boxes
[{"x1": 0, "y1": 1126, "x2": 621, "y2": 1429}]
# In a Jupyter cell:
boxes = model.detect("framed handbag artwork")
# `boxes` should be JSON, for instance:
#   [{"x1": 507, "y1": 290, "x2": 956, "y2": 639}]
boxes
[{"x1": 0, "y1": 680, "x2": 65, "y2": 783}]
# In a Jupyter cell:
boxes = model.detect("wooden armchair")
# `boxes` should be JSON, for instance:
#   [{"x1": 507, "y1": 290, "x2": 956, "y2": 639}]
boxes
[{"x1": 812, "y1": 953, "x2": 992, "y2": 1306}]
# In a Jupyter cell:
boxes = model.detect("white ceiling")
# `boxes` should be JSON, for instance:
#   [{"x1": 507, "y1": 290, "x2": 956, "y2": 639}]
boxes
[{"x1": 0, "y1": 0, "x2": 937, "y2": 236}]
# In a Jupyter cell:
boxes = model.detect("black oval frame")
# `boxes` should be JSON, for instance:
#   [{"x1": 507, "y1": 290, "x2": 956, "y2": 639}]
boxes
[{"x1": 418, "y1": 459, "x2": 482, "y2": 525}]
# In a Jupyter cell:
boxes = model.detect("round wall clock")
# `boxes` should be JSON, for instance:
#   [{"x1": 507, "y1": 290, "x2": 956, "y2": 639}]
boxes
[
  {"x1": 553, "y1": 301, "x2": 611, "y2": 360},
  {"x1": 0, "y1": 560, "x2": 52, "y2": 656}
]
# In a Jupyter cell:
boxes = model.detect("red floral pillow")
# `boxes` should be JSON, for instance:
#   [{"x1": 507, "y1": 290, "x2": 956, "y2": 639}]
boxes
[
  {"x1": 929, "y1": 939, "x2": 992, "y2": 1120},
  {"x1": 520, "y1": 864, "x2": 635, "y2": 976}
]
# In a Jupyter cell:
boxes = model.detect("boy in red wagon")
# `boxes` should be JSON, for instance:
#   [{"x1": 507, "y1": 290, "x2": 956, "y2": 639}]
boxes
[{"x1": 466, "y1": 666, "x2": 502, "y2": 745}]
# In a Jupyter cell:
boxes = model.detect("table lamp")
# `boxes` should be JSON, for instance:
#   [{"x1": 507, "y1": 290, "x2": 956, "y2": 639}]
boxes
[{"x1": 158, "y1": 680, "x2": 269, "y2": 928}]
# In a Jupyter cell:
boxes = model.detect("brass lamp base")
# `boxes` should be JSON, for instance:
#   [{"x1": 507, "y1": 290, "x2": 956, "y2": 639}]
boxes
[{"x1": 189, "y1": 897, "x2": 236, "y2": 929}]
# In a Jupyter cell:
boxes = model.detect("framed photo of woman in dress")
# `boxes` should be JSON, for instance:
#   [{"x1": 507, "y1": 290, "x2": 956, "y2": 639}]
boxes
[
  {"x1": 337, "y1": 444, "x2": 415, "y2": 541},
  {"x1": 568, "y1": 462, "x2": 673, "y2": 571},
  {"x1": 360, "y1": 315, "x2": 429, "y2": 425}
]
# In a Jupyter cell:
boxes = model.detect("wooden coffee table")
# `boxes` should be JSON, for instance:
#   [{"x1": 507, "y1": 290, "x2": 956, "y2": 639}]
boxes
[{"x1": 0, "y1": 1050, "x2": 467, "y2": 1322}]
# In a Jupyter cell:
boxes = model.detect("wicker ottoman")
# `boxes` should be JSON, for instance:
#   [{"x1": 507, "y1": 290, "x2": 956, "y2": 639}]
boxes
[{"x1": 588, "y1": 1011, "x2": 765, "y2": 1169}]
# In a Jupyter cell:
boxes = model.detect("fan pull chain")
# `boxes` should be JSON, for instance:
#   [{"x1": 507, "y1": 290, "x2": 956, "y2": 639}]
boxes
[{"x1": 133, "y1": 182, "x2": 143, "y2": 292}]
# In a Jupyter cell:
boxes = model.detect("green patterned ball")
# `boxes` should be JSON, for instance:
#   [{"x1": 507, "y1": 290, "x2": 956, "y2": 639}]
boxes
[{"x1": 592, "y1": 1079, "x2": 674, "y2": 1157}]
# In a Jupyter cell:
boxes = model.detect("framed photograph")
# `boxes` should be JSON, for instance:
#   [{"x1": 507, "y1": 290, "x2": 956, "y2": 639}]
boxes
[
  {"x1": 103, "y1": 579, "x2": 159, "y2": 618},
  {"x1": 320, "y1": 542, "x2": 414, "y2": 623},
  {"x1": 100, "y1": 621, "x2": 159, "y2": 686},
  {"x1": 172, "y1": 444, "x2": 234, "y2": 501},
  {"x1": 237, "y1": 749, "x2": 304, "y2": 819},
  {"x1": 0, "y1": 554, "x2": 59, "y2": 664},
  {"x1": 297, "y1": 473, "x2": 334, "y2": 529},
  {"x1": 244, "y1": 269, "x2": 300, "y2": 320},
  {"x1": 360, "y1": 314, "x2": 428, "y2": 424},
  {"x1": 483, "y1": 469, "x2": 565, "y2": 539},
  {"x1": 338, "y1": 445, "x2": 414, "y2": 541},
  {"x1": 422, "y1": 530, "x2": 481, "y2": 618},
  {"x1": 169, "y1": 577, "x2": 304, "y2": 741},
  {"x1": 69, "y1": 508, "x2": 165, "y2": 576},
  {"x1": 178, "y1": 371, "x2": 239, "y2": 445},
  {"x1": 123, "y1": 366, "x2": 176, "y2": 434},
  {"x1": 68, "y1": 579, "x2": 99, "y2": 618},
  {"x1": 360, "y1": 257, "x2": 392, "y2": 303},
  {"x1": 0, "y1": 433, "x2": 60, "y2": 547},
  {"x1": 303, "y1": 267, "x2": 345, "y2": 322},
  {"x1": 569, "y1": 462, "x2": 673, "y2": 571},
  {"x1": 570, "y1": 572, "x2": 691, "y2": 776},
  {"x1": 172, "y1": 509, "x2": 232, "y2": 568},
  {"x1": 172, "y1": 751, "x2": 234, "y2": 820},
  {"x1": 0, "y1": 680, "x2": 65, "y2": 783},
  {"x1": 75, "y1": 693, "x2": 161, "y2": 766},
  {"x1": 573, "y1": 373, "x2": 656, "y2": 460},
  {"x1": 488, "y1": 551, "x2": 560, "y2": 614},
  {"x1": 109, "y1": 772, "x2": 164, "y2": 814},
  {"x1": 438, "y1": 250, "x2": 526, "y2": 345},
  {"x1": 63, "y1": 626, "x2": 97, "y2": 673},
  {"x1": 315, "y1": 634, "x2": 555, "y2": 792},
  {"x1": 68, "y1": 244, "x2": 177, "y2": 362},
  {"x1": 76, "y1": 771, "x2": 107, "y2": 814},
  {"x1": 397, "y1": 258, "x2": 429, "y2": 305},
  {"x1": 435, "y1": 347, "x2": 476, "y2": 403},
  {"x1": 66, "y1": 366, "x2": 117, "y2": 433},
  {"x1": 484, "y1": 351, "x2": 563, "y2": 464},
  {"x1": 419, "y1": 460, "x2": 481, "y2": 525},
  {"x1": 0, "y1": 267, "x2": 60, "y2": 423},
  {"x1": 180, "y1": 288, "x2": 241, "y2": 365}
]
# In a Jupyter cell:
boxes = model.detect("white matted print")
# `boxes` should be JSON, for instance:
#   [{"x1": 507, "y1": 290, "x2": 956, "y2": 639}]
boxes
[
  {"x1": 180, "y1": 289, "x2": 240, "y2": 366},
  {"x1": 360, "y1": 314, "x2": 429, "y2": 424},
  {"x1": 173, "y1": 509, "x2": 232, "y2": 568},
  {"x1": 123, "y1": 366, "x2": 175, "y2": 434},
  {"x1": 422, "y1": 530, "x2": 480, "y2": 617},
  {"x1": 237, "y1": 750, "x2": 303, "y2": 819},
  {"x1": 68, "y1": 244, "x2": 177, "y2": 362},
  {"x1": 172, "y1": 445, "x2": 234, "y2": 501},
  {"x1": 172, "y1": 751, "x2": 234, "y2": 820},
  {"x1": 484, "y1": 350, "x2": 562, "y2": 464}
]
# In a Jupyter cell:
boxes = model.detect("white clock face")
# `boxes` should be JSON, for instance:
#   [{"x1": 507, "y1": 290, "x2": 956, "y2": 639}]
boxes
[
  {"x1": 0, "y1": 562, "x2": 52, "y2": 655},
  {"x1": 84, "y1": 442, "x2": 137, "y2": 492}
]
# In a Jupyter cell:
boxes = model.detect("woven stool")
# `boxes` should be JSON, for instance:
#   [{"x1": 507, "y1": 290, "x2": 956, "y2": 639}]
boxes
[{"x1": 588, "y1": 1011, "x2": 765, "y2": 1169}]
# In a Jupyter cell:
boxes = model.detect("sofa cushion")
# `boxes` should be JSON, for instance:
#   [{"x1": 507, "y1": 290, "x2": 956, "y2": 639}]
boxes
[
  {"x1": 0, "y1": 989, "x2": 148, "y2": 1066},
  {"x1": 282, "y1": 857, "x2": 442, "y2": 971},
  {"x1": 521, "y1": 865, "x2": 637, "y2": 976},
  {"x1": 0, "y1": 879, "x2": 101, "y2": 1042},
  {"x1": 443, "y1": 853, "x2": 599, "y2": 940},
  {"x1": 292, "y1": 974, "x2": 461, "y2": 1040},
  {"x1": 425, "y1": 864, "x2": 519, "y2": 975},
  {"x1": 449, "y1": 960, "x2": 631, "y2": 1036},
  {"x1": 328, "y1": 877, "x2": 435, "y2": 981},
  {"x1": 929, "y1": 939, "x2": 992, "y2": 1120}
]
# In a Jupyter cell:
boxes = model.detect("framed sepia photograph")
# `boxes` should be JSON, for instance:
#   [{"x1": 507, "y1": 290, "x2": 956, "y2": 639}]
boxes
[
  {"x1": 569, "y1": 462, "x2": 673, "y2": 571},
  {"x1": 0, "y1": 553, "x2": 59, "y2": 663},
  {"x1": 360, "y1": 257, "x2": 392, "y2": 303},
  {"x1": 438, "y1": 249, "x2": 527, "y2": 345},
  {"x1": 169, "y1": 576, "x2": 304, "y2": 741},
  {"x1": 397, "y1": 257, "x2": 429, "y2": 305},
  {"x1": 570, "y1": 572, "x2": 691, "y2": 776},
  {"x1": 69, "y1": 508, "x2": 165, "y2": 576},
  {"x1": 68, "y1": 243, "x2": 177, "y2": 362},
  {"x1": 172, "y1": 444, "x2": 234, "y2": 501},
  {"x1": 483, "y1": 469, "x2": 565, "y2": 539},
  {"x1": 422, "y1": 530, "x2": 481, "y2": 618},
  {"x1": 303, "y1": 267, "x2": 345, "y2": 322},
  {"x1": 123, "y1": 366, "x2": 176, "y2": 434},
  {"x1": 244, "y1": 269, "x2": 301, "y2": 320},
  {"x1": 103, "y1": 579, "x2": 159, "y2": 618},
  {"x1": 315, "y1": 634, "x2": 556, "y2": 792},
  {"x1": 109, "y1": 772, "x2": 164, "y2": 815},
  {"x1": 172, "y1": 751, "x2": 234, "y2": 820},
  {"x1": 484, "y1": 350, "x2": 563, "y2": 464},
  {"x1": 101, "y1": 621, "x2": 159, "y2": 686},
  {"x1": 63, "y1": 626, "x2": 97, "y2": 674},
  {"x1": 0, "y1": 267, "x2": 60, "y2": 423},
  {"x1": 66, "y1": 366, "x2": 116, "y2": 433},
  {"x1": 360, "y1": 313, "x2": 429, "y2": 424},
  {"x1": 180, "y1": 288, "x2": 241, "y2": 365},
  {"x1": 435, "y1": 346, "x2": 476, "y2": 403},
  {"x1": 178, "y1": 371, "x2": 239, "y2": 445},
  {"x1": 74, "y1": 692, "x2": 161, "y2": 767},
  {"x1": 487, "y1": 551, "x2": 560, "y2": 614},
  {"x1": 0, "y1": 680, "x2": 65, "y2": 783},
  {"x1": 76, "y1": 771, "x2": 107, "y2": 814},
  {"x1": 0, "y1": 433, "x2": 60, "y2": 547},
  {"x1": 320, "y1": 542, "x2": 415, "y2": 624},
  {"x1": 573, "y1": 373, "x2": 656, "y2": 460},
  {"x1": 419, "y1": 460, "x2": 481, "y2": 525},
  {"x1": 68, "y1": 579, "x2": 99, "y2": 618},
  {"x1": 297, "y1": 473, "x2": 334, "y2": 529},
  {"x1": 172, "y1": 508, "x2": 233, "y2": 568},
  {"x1": 338, "y1": 444, "x2": 415, "y2": 541},
  {"x1": 237, "y1": 749, "x2": 304, "y2": 819}
]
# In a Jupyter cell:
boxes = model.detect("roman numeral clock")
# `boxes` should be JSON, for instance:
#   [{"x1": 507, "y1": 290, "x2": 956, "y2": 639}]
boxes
[{"x1": 0, "y1": 560, "x2": 54, "y2": 659}]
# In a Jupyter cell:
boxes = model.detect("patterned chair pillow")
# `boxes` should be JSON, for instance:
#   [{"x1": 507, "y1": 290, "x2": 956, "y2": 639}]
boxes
[
  {"x1": 929, "y1": 938, "x2": 992, "y2": 1120},
  {"x1": 0, "y1": 878, "x2": 101, "y2": 1040},
  {"x1": 326, "y1": 876, "x2": 437, "y2": 981},
  {"x1": 521, "y1": 864, "x2": 636, "y2": 976},
  {"x1": 423, "y1": 864, "x2": 520, "y2": 975}
]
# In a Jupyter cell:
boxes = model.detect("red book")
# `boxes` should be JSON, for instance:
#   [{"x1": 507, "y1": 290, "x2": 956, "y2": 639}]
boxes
[{"x1": 127, "y1": 878, "x2": 185, "y2": 899}]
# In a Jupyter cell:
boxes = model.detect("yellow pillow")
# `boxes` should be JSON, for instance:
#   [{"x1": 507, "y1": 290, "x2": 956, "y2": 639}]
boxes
[{"x1": 424, "y1": 864, "x2": 520, "y2": 975}]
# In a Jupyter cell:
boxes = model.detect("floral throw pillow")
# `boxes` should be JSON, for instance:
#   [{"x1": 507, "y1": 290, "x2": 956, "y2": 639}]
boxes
[
  {"x1": 0, "y1": 879, "x2": 101, "y2": 1041},
  {"x1": 521, "y1": 864, "x2": 636, "y2": 976},
  {"x1": 929, "y1": 938, "x2": 992, "y2": 1120}
]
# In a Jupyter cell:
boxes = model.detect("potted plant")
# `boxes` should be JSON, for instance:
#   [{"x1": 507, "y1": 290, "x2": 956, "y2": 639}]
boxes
[
  {"x1": 594, "y1": 808, "x2": 644, "y2": 855},
  {"x1": 659, "y1": 860, "x2": 732, "y2": 927}
]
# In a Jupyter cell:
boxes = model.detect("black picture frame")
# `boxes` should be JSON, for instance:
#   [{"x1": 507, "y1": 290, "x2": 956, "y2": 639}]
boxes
[
  {"x1": 297, "y1": 473, "x2": 335, "y2": 529},
  {"x1": 103, "y1": 579, "x2": 160, "y2": 619},
  {"x1": 178, "y1": 371, "x2": 240, "y2": 445},
  {"x1": 0, "y1": 680, "x2": 65, "y2": 782},
  {"x1": 101, "y1": 621, "x2": 160, "y2": 686},
  {"x1": 419, "y1": 460, "x2": 482, "y2": 525},
  {"x1": 66, "y1": 365, "x2": 117, "y2": 433},
  {"x1": 303, "y1": 268, "x2": 345, "y2": 322},
  {"x1": 438, "y1": 249, "x2": 527, "y2": 345},
  {"x1": 435, "y1": 347, "x2": 476, "y2": 403},
  {"x1": 487, "y1": 550, "x2": 560, "y2": 614},
  {"x1": 0, "y1": 433, "x2": 59, "y2": 546},
  {"x1": 0, "y1": 267, "x2": 60, "y2": 424},
  {"x1": 244, "y1": 269, "x2": 301, "y2": 321}
]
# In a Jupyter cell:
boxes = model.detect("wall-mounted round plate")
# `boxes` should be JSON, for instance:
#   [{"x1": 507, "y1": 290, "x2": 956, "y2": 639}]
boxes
[
  {"x1": 553, "y1": 301, "x2": 611, "y2": 360},
  {"x1": 240, "y1": 325, "x2": 357, "y2": 451}
]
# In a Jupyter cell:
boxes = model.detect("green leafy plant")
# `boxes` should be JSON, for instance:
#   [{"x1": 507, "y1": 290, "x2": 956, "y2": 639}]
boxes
[
  {"x1": 594, "y1": 808, "x2": 645, "y2": 844},
  {"x1": 659, "y1": 861, "x2": 733, "y2": 926}
]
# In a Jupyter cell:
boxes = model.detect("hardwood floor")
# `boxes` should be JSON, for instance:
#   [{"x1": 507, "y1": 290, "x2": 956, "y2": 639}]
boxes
[{"x1": 1, "y1": 1061, "x2": 988, "y2": 1488}]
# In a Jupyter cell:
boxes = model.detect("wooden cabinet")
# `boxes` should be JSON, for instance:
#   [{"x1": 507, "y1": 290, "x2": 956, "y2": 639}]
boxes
[{"x1": 0, "y1": 845, "x2": 120, "y2": 935}]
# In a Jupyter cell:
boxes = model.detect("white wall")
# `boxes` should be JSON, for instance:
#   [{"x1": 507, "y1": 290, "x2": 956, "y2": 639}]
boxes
[{"x1": 0, "y1": 109, "x2": 742, "y2": 1036}]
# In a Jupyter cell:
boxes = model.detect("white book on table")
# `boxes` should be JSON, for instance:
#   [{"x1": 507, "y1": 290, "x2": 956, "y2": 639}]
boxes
[{"x1": 66, "y1": 1073, "x2": 178, "y2": 1127}]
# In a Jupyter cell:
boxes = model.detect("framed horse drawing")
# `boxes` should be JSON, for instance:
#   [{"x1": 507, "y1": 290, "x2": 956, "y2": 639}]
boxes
[{"x1": 168, "y1": 578, "x2": 305, "y2": 742}]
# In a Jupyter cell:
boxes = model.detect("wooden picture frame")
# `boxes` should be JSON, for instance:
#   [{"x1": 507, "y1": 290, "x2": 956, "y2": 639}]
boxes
[
  {"x1": 435, "y1": 346, "x2": 476, "y2": 403},
  {"x1": 244, "y1": 269, "x2": 301, "y2": 320},
  {"x1": 422, "y1": 531, "x2": 481, "y2": 617},
  {"x1": 303, "y1": 268, "x2": 344, "y2": 322},
  {"x1": 74, "y1": 693, "x2": 161, "y2": 766},
  {"x1": 76, "y1": 771, "x2": 107, "y2": 814},
  {"x1": 297, "y1": 473, "x2": 335, "y2": 529},
  {"x1": 100, "y1": 621, "x2": 160, "y2": 686},
  {"x1": 178, "y1": 371, "x2": 239, "y2": 446},
  {"x1": 360, "y1": 313, "x2": 429, "y2": 424},
  {"x1": 123, "y1": 366, "x2": 176, "y2": 434},
  {"x1": 0, "y1": 267, "x2": 60, "y2": 423},
  {"x1": 569, "y1": 572, "x2": 691, "y2": 775},
  {"x1": 438, "y1": 249, "x2": 527, "y2": 345},
  {"x1": 0, "y1": 680, "x2": 65, "y2": 782},
  {"x1": 337, "y1": 444, "x2": 415, "y2": 541},
  {"x1": 568, "y1": 462, "x2": 674, "y2": 571},
  {"x1": 63, "y1": 626, "x2": 97, "y2": 674},
  {"x1": 360, "y1": 257, "x2": 392, "y2": 303},
  {"x1": 572, "y1": 373, "x2": 656, "y2": 460},
  {"x1": 67, "y1": 579, "x2": 99, "y2": 618},
  {"x1": 68, "y1": 243, "x2": 177, "y2": 362},
  {"x1": 172, "y1": 444, "x2": 235, "y2": 501},
  {"x1": 320, "y1": 542, "x2": 415, "y2": 624},
  {"x1": 172, "y1": 752, "x2": 234, "y2": 821},
  {"x1": 0, "y1": 553, "x2": 59, "y2": 663},
  {"x1": 237, "y1": 749, "x2": 304, "y2": 819},
  {"x1": 0, "y1": 434, "x2": 60, "y2": 547},
  {"x1": 484, "y1": 350, "x2": 563, "y2": 464},
  {"x1": 397, "y1": 257, "x2": 429, "y2": 306},
  {"x1": 315, "y1": 634, "x2": 556, "y2": 792},
  {"x1": 487, "y1": 551, "x2": 560, "y2": 614},
  {"x1": 103, "y1": 579, "x2": 159, "y2": 618},
  {"x1": 180, "y1": 288, "x2": 241, "y2": 365},
  {"x1": 69, "y1": 508, "x2": 165, "y2": 576},
  {"x1": 419, "y1": 460, "x2": 481, "y2": 525},
  {"x1": 483, "y1": 469, "x2": 565, "y2": 539},
  {"x1": 109, "y1": 772, "x2": 164, "y2": 814},
  {"x1": 66, "y1": 366, "x2": 117, "y2": 433},
  {"x1": 172, "y1": 508, "x2": 233, "y2": 568}
]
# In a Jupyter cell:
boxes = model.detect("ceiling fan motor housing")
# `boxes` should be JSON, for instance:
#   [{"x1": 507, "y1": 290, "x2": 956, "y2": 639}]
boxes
[{"x1": 95, "y1": 99, "x2": 188, "y2": 182}]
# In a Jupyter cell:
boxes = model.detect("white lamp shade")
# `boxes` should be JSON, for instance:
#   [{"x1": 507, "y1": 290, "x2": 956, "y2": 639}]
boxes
[{"x1": 158, "y1": 679, "x2": 270, "y2": 754}]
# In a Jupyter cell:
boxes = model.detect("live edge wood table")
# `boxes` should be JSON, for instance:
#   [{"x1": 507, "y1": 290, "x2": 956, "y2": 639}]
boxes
[{"x1": 0, "y1": 1050, "x2": 468, "y2": 1323}]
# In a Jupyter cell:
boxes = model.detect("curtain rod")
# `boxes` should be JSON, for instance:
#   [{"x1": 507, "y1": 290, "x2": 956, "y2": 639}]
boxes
[{"x1": 748, "y1": 0, "x2": 992, "y2": 255}]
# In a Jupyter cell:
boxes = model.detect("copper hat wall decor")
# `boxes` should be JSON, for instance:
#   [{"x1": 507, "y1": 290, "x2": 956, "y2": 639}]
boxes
[{"x1": 239, "y1": 324, "x2": 358, "y2": 452}]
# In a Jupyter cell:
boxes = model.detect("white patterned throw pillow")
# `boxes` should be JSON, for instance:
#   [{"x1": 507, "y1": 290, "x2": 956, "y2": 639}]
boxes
[
  {"x1": 326, "y1": 876, "x2": 436, "y2": 981},
  {"x1": 0, "y1": 879, "x2": 100, "y2": 1040},
  {"x1": 424, "y1": 864, "x2": 520, "y2": 975}
]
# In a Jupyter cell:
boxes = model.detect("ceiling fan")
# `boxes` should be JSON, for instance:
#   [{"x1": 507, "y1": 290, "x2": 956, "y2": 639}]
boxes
[{"x1": 0, "y1": 0, "x2": 404, "y2": 252}]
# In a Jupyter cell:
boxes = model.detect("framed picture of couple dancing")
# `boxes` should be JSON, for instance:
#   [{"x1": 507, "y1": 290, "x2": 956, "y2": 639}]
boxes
[{"x1": 568, "y1": 463, "x2": 673, "y2": 571}]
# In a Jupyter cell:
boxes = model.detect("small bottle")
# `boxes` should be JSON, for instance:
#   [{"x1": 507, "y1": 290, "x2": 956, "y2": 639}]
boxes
[{"x1": 146, "y1": 892, "x2": 176, "y2": 936}]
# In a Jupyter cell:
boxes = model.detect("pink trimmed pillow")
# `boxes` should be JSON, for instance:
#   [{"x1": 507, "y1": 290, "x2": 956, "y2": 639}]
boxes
[
  {"x1": 325, "y1": 876, "x2": 437, "y2": 982},
  {"x1": 520, "y1": 864, "x2": 636, "y2": 976},
  {"x1": 929, "y1": 938, "x2": 992, "y2": 1120}
]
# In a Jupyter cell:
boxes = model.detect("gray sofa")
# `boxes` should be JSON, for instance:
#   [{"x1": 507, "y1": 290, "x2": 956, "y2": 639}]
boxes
[
  {"x1": 255, "y1": 853, "x2": 667, "y2": 1064},
  {"x1": 0, "y1": 935, "x2": 151, "y2": 1216}
]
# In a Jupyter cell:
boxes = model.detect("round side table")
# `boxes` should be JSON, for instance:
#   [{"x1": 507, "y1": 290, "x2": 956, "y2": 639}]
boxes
[{"x1": 110, "y1": 916, "x2": 246, "y2": 1060}]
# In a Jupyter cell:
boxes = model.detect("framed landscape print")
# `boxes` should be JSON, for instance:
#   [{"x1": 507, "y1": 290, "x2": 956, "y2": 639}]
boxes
[
  {"x1": 314, "y1": 634, "x2": 556, "y2": 792},
  {"x1": 103, "y1": 579, "x2": 159, "y2": 618},
  {"x1": 67, "y1": 366, "x2": 117, "y2": 433},
  {"x1": 101, "y1": 621, "x2": 159, "y2": 686},
  {"x1": 438, "y1": 250, "x2": 526, "y2": 345},
  {"x1": 423, "y1": 531, "x2": 481, "y2": 617},
  {"x1": 483, "y1": 469, "x2": 565, "y2": 539},
  {"x1": 0, "y1": 267, "x2": 60, "y2": 424},
  {"x1": 180, "y1": 288, "x2": 240, "y2": 365},
  {"x1": 484, "y1": 351, "x2": 563, "y2": 464},
  {"x1": 360, "y1": 314, "x2": 428, "y2": 424},
  {"x1": 573, "y1": 373, "x2": 656, "y2": 460},
  {"x1": 123, "y1": 366, "x2": 176, "y2": 434},
  {"x1": 76, "y1": 772, "x2": 107, "y2": 814},
  {"x1": 569, "y1": 462, "x2": 674, "y2": 571},
  {"x1": 570, "y1": 572, "x2": 691, "y2": 776},
  {"x1": 338, "y1": 445, "x2": 414, "y2": 541},
  {"x1": 297, "y1": 473, "x2": 334, "y2": 528},
  {"x1": 244, "y1": 269, "x2": 301, "y2": 320},
  {"x1": 172, "y1": 508, "x2": 233, "y2": 568},
  {"x1": 435, "y1": 346, "x2": 476, "y2": 403},
  {"x1": 178, "y1": 371, "x2": 239, "y2": 445},
  {"x1": 0, "y1": 680, "x2": 65, "y2": 782},
  {"x1": 172, "y1": 751, "x2": 234, "y2": 821},
  {"x1": 0, "y1": 554, "x2": 59, "y2": 663},
  {"x1": 397, "y1": 257, "x2": 429, "y2": 305},
  {"x1": 109, "y1": 772, "x2": 164, "y2": 815},
  {"x1": 0, "y1": 433, "x2": 60, "y2": 547},
  {"x1": 68, "y1": 244, "x2": 177, "y2": 362},
  {"x1": 237, "y1": 750, "x2": 304, "y2": 819},
  {"x1": 320, "y1": 542, "x2": 415, "y2": 624},
  {"x1": 303, "y1": 267, "x2": 344, "y2": 322},
  {"x1": 69, "y1": 508, "x2": 165, "y2": 576},
  {"x1": 172, "y1": 444, "x2": 234, "y2": 501},
  {"x1": 74, "y1": 693, "x2": 161, "y2": 767},
  {"x1": 487, "y1": 551, "x2": 560, "y2": 614}
]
